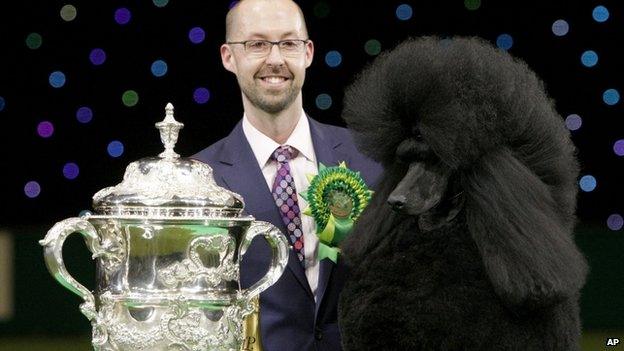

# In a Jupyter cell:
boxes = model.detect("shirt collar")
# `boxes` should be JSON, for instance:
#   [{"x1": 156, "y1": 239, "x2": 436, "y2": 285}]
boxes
[{"x1": 242, "y1": 110, "x2": 316, "y2": 168}]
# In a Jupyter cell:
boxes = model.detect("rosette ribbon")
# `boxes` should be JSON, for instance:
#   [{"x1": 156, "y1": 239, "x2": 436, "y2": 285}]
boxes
[{"x1": 300, "y1": 162, "x2": 373, "y2": 263}]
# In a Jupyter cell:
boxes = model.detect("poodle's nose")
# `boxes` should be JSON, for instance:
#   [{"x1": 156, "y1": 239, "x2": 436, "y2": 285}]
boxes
[{"x1": 388, "y1": 195, "x2": 407, "y2": 211}]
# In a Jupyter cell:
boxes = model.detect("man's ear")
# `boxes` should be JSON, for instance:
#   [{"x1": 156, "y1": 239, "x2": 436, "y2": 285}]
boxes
[
  {"x1": 221, "y1": 44, "x2": 237, "y2": 74},
  {"x1": 304, "y1": 40, "x2": 314, "y2": 68}
]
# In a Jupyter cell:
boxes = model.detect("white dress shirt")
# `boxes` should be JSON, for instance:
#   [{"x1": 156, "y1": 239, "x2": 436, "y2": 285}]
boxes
[{"x1": 242, "y1": 111, "x2": 320, "y2": 299}]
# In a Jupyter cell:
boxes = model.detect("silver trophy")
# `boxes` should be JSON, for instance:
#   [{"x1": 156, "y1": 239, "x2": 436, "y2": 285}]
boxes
[{"x1": 39, "y1": 103, "x2": 289, "y2": 351}]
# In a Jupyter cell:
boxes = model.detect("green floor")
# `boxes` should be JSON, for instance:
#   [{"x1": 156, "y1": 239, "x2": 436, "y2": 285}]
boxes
[{"x1": 0, "y1": 331, "x2": 621, "y2": 350}]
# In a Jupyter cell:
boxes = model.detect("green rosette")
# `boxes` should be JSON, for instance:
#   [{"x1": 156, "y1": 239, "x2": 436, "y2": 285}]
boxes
[{"x1": 300, "y1": 162, "x2": 373, "y2": 263}]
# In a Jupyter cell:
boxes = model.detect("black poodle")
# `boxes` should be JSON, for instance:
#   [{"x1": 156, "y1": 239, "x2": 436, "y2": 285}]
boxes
[{"x1": 338, "y1": 37, "x2": 589, "y2": 350}]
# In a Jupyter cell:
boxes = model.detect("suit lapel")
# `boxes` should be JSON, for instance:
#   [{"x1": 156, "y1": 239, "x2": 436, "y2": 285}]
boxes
[
  {"x1": 217, "y1": 121, "x2": 314, "y2": 300},
  {"x1": 308, "y1": 117, "x2": 350, "y2": 314}
]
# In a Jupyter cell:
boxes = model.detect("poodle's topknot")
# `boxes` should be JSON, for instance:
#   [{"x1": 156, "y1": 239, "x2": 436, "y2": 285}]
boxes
[{"x1": 342, "y1": 36, "x2": 578, "y2": 227}]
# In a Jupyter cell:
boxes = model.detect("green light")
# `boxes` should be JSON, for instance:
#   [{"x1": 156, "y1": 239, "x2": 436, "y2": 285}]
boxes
[
  {"x1": 26, "y1": 33, "x2": 42, "y2": 50},
  {"x1": 153, "y1": 0, "x2": 169, "y2": 7},
  {"x1": 314, "y1": 2, "x2": 330, "y2": 19},
  {"x1": 60, "y1": 4, "x2": 77, "y2": 21},
  {"x1": 464, "y1": 0, "x2": 481, "y2": 10},
  {"x1": 122, "y1": 90, "x2": 139, "y2": 107},
  {"x1": 364, "y1": 39, "x2": 381, "y2": 56}
]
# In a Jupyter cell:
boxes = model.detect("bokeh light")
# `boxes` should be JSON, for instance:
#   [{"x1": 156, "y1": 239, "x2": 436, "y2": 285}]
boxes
[
  {"x1": 314, "y1": 2, "x2": 330, "y2": 18},
  {"x1": 315, "y1": 94, "x2": 332, "y2": 110},
  {"x1": 151, "y1": 59, "x2": 168, "y2": 77},
  {"x1": 603, "y1": 89, "x2": 620, "y2": 106},
  {"x1": 396, "y1": 4, "x2": 413, "y2": 21},
  {"x1": 592, "y1": 5, "x2": 609, "y2": 22},
  {"x1": 496, "y1": 34, "x2": 513, "y2": 50},
  {"x1": 63, "y1": 162, "x2": 80, "y2": 180},
  {"x1": 107, "y1": 140, "x2": 125, "y2": 158},
  {"x1": 551, "y1": 19, "x2": 569, "y2": 36},
  {"x1": 79, "y1": 210, "x2": 92, "y2": 217},
  {"x1": 579, "y1": 175, "x2": 597, "y2": 192},
  {"x1": 153, "y1": 0, "x2": 169, "y2": 7},
  {"x1": 325, "y1": 50, "x2": 342, "y2": 68},
  {"x1": 49, "y1": 71, "x2": 66, "y2": 88},
  {"x1": 565, "y1": 114, "x2": 582, "y2": 131},
  {"x1": 60, "y1": 4, "x2": 77, "y2": 21},
  {"x1": 114, "y1": 7, "x2": 131, "y2": 25},
  {"x1": 122, "y1": 90, "x2": 139, "y2": 107},
  {"x1": 189, "y1": 27, "x2": 205, "y2": 44},
  {"x1": 37, "y1": 121, "x2": 54, "y2": 138},
  {"x1": 228, "y1": 1, "x2": 238, "y2": 10},
  {"x1": 89, "y1": 48, "x2": 106, "y2": 65},
  {"x1": 76, "y1": 106, "x2": 93, "y2": 123},
  {"x1": 613, "y1": 139, "x2": 624, "y2": 156},
  {"x1": 364, "y1": 39, "x2": 381, "y2": 56},
  {"x1": 0, "y1": 96, "x2": 5, "y2": 111},
  {"x1": 25, "y1": 33, "x2": 42, "y2": 49},
  {"x1": 193, "y1": 87, "x2": 211, "y2": 104},
  {"x1": 607, "y1": 214, "x2": 623, "y2": 231},
  {"x1": 24, "y1": 181, "x2": 41, "y2": 198},
  {"x1": 581, "y1": 50, "x2": 598, "y2": 67},
  {"x1": 464, "y1": 0, "x2": 481, "y2": 11}
]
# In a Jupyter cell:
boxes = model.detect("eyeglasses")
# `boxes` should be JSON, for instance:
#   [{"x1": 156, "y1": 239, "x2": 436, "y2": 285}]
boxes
[{"x1": 226, "y1": 39, "x2": 309, "y2": 57}]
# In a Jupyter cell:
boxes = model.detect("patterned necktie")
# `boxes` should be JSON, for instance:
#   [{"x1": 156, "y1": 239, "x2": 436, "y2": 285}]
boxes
[{"x1": 270, "y1": 145, "x2": 304, "y2": 264}]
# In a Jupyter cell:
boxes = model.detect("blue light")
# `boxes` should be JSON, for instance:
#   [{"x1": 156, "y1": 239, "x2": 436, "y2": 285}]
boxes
[
  {"x1": 325, "y1": 51, "x2": 342, "y2": 68},
  {"x1": 565, "y1": 114, "x2": 582, "y2": 131},
  {"x1": 24, "y1": 181, "x2": 41, "y2": 198},
  {"x1": 0, "y1": 96, "x2": 5, "y2": 111},
  {"x1": 63, "y1": 162, "x2": 80, "y2": 180},
  {"x1": 551, "y1": 19, "x2": 569, "y2": 36},
  {"x1": 579, "y1": 175, "x2": 597, "y2": 192},
  {"x1": 607, "y1": 214, "x2": 623, "y2": 231},
  {"x1": 189, "y1": 27, "x2": 206, "y2": 44},
  {"x1": 603, "y1": 89, "x2": 620, "y2": 106},
  {"x1": 496, "y1": 34, "x2": 513, "y2": 51},
  {"x1": 107, "y1": 140, "x2": 124, "y2": 158},
  {"x1": 581, "y1": 50, "x2": 598, "y2": 67},
  {"x1": 49, "y1": 71, "x2": 66, "y2": 88},
  {"x1": 76, "y1": 106, "x2": 93, "y2": 123},
  {"x1": 315, "y1": 94, "x2": 332, "y2": 110},
  {"x1": 151, "y1": 59, "x2": 168, "y2": 77},
  {"x1": 592, "y1": 5, "x2": 609, "y2": 22},
  {"x1": 396, "y1": 4, "x2": 413, "y2": 21}
]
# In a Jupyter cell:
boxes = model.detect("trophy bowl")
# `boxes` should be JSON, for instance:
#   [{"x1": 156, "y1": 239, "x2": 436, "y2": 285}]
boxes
[{"x1": 39, "y1": 104, "x2": 288, "y2": 351}]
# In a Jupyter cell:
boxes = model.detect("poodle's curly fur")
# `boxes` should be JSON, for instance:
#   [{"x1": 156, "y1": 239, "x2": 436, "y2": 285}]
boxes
[{"x1": 338, "y1": 37, "x2": 588, "y2": 350}]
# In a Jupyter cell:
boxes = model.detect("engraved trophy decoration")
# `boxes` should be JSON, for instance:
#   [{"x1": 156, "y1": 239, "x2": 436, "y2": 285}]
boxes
[{"x1": 39, "y1": 103, "x2": 289, "y2": 351}]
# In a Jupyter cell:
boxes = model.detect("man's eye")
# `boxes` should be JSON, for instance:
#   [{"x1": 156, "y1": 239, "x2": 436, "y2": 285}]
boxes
[
  {"x1": 281, "y1": 41, "x2": 297, "y2": 48},
  {"x1": 248, "y1": 41, "x2": 267, "y2": 49}
]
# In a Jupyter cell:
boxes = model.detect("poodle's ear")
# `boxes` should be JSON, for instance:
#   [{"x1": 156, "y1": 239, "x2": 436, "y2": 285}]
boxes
[{"x1": 462, "y1": 147, "x2": 588, "y2": 311}]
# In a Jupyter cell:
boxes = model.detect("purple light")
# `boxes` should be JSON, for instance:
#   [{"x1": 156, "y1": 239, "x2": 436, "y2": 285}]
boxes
[
  {"x1": 614, "y1": 139, "x2": 624, "y2": 156},
  {"x1": 189, "y1": 27, "x2": 206, "y2": 44},
  {"x1": 37, "y1": 121, "x2": 54, "y2": 138},
  {"x1": 76, "y1": 106, "x2": 93, "y2": 123},
  {"x1": 63, "y1": 162, "x2": 80, "y2": 180},
  {"x1": 565, "y1": 114, "x2": 582, "y2": 131},
  {"x1": 607, "y1": 214, "x2": 623, "y2": 231},
  {"x1": 193, "y1": 87, "x2": 211, "y2": 104},
  {"x1": 229, "y1": 1, "x2": 239, "y2": 10},
  {"x1": 24, "y1": 181, "x2": 41, "y2": 198},
  {"x1": 89, "y1": 48, "x2": 106, "y2": 65},
  {"x1": 114, "y1": 8, "x2": 131, "y2": 25}
]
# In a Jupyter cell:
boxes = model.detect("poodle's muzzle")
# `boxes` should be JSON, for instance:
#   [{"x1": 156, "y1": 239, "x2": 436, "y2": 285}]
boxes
[{"x1": 387, "y1": 161, "x2": 450, "y2": 215}]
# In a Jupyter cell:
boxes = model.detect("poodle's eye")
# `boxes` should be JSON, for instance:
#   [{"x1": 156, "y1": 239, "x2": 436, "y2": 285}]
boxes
[{"x1": 412, "y1": 126, "x2": 423, "y2": 141}]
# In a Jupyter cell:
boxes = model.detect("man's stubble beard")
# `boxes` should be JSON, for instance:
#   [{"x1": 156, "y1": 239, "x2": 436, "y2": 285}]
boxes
[{"x1": 241, "y1": 79, "x2": 301, "y2": 114}]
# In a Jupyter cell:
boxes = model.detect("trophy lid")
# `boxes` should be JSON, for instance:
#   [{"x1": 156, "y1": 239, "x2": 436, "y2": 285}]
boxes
[{"x1": 92, "y1": 103, "x2": 244, "y2": 218}]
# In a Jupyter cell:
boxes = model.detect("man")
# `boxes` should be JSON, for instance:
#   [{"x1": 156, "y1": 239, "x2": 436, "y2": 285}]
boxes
[{"x1": 192, "y1": 0, "x2": 382, "y2": 350}]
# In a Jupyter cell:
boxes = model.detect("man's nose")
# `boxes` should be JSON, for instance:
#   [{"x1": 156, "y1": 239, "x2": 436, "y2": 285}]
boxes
[{"x1": 265, "y1": 44, "x2": 285, "y2": 65}]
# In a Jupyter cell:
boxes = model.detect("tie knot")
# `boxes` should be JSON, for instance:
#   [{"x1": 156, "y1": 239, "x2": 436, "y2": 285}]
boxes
[{"x1": 272, "y1": 145, "x2": 297, "y2": 162}]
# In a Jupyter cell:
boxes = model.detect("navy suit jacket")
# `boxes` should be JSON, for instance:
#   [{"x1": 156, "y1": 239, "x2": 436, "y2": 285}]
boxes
[{"x1": 192, "y1": 116, "x2": 382, "y2": 351}]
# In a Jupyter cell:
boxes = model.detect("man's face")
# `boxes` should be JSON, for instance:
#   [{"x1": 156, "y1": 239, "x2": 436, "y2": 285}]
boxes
[{"x1": 221, "y1": 0, "x2": 314, "y2": 114}]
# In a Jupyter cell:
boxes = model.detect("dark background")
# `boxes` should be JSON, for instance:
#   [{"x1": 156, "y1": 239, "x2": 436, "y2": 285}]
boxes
[{"x1": 0, "y1": 0, "x2": 622, "y2": 348}]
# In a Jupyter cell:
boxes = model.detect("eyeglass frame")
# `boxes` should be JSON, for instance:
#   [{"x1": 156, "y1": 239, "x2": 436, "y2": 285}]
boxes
[{"x1": 226, "y1": 39, "x2": 311, "y2": 56}]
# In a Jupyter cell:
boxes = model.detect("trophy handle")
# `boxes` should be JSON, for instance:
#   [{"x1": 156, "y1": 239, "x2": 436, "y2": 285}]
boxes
[
  {"x1": 238, "y1": 221, "x2": 289, "y2": 301},
  {"x1": 39, "y1": 217, "x2": 101, "y2": 321}
]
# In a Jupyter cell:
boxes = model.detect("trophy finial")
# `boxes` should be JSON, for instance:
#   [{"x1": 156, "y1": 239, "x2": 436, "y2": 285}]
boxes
[{"x1": 155, "y1": 102, "x2": 184, "y2": 160}]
